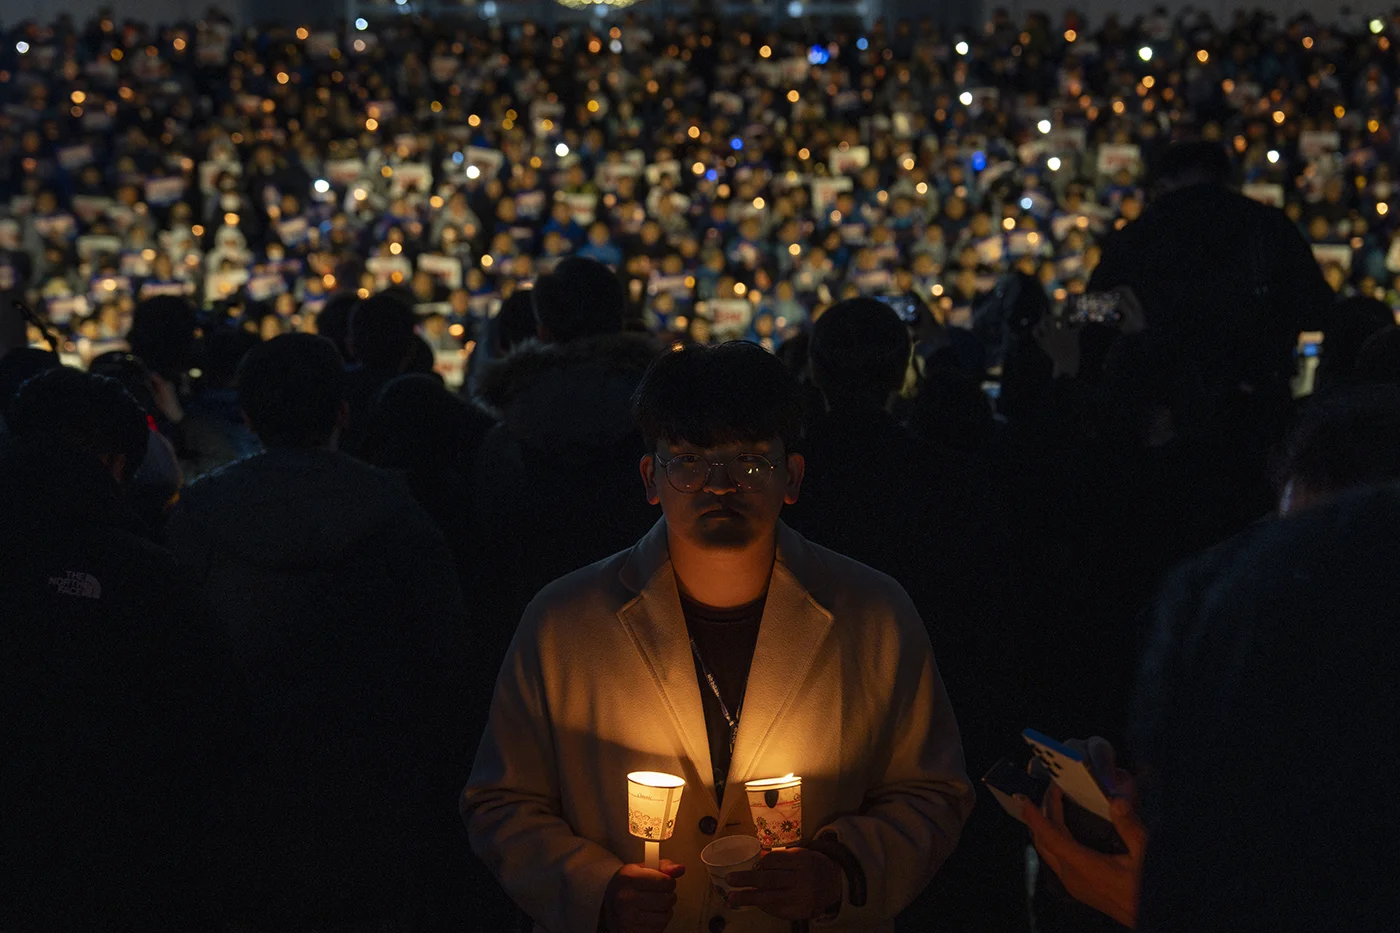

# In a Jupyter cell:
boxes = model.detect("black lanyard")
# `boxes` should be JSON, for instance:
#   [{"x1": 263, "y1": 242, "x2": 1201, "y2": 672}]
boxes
[{"x1": 689, "y1": 635, "x2": 741, "y2": 758}]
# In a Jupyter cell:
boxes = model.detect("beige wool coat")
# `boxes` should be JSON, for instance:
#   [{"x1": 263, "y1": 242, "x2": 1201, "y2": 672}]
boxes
[{"x1": 462, "y1": 519, "x2": 974, "y2": 933}]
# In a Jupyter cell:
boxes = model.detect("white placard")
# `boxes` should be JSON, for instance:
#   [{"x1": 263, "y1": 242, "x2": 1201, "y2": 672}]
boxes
[
  {"x1": 645, "y1": 160, "x2": 681, "y2": 186},
  {"x1": 77, "y1": 235, "x2": 123, "y2": 260},
  {"x1": 1096, "y1": 144, "x2": 1142, "y2": 176},
  {"x1": 562, "y1": 192, "x2": 598, "y2": 225},
  {"x1": 47, "y1": 295, "x2": 90, "y2": 324},
  {"x1": 1311, "y1": 244, "x2": 1352, "y2": 271},
  {"x1": 828, "y1": 145, "x2": 870, "y2": 175},
  {"x1": 57, "y1": 144, "x2": 95, "y2": 170},
  {"x1": 810, "y1": 175, "x2": 854, "y2": 216},
  {"x1": 71, "y1": 195, "x2": 113, "y2": 223},
  {"x1": 1242, "y1": 183, "x2": 1285, "y2": 208},
  {"x1": 1299, "y1": 131, "x2": 1341, "y2": 161},
  {"x1": 247, "y1": 273, "x2": 288, "y2": 301},
  {"x1": 418, "y1": 253, "x2": 463, "y2": 289},
  {"x1": 366, "y1": 255, "x2": 413, "y2": 286},
  {"x1": 144, "y1": 176, "x2": 188, "y2": 206},
  {"x1": 270, "y1": 218, "x2": 306, "y2": 247},
  {"x1": 596, "y1": 161, "x2": 640, "y2": 192},
  {"x1": 465, "y1": 147, "x2": 505, "y2": 179},
  {"x1": 325, "y1": 158, "x2": 366, "y2": 185},
  {"x1": 434, "y1": 350, "x2": 466, "y2": 389},
  {"x1": 515, "y1": 189, "x2": 548, "y2": 219},
  {"x1": 391, "y1": 162, "x2": 433, "y2": 195},
  {"x1": 33, "y1": 214, "x2": 76, "y2": 240},
  {"x1": 708, "y1": 299, "x2": 754, "y2": 338},
  {"x1": 200, "y1": 160, "x2": 241, "y2": 193}
]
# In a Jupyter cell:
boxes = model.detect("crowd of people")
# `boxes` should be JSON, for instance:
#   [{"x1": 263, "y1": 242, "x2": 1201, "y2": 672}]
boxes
[
  {"x1": 3, "y1": 5, "x2": 1400, "y2": 371},
  {"x1": 4, "y1": 5, "x2": 1400, "y2": 933}
]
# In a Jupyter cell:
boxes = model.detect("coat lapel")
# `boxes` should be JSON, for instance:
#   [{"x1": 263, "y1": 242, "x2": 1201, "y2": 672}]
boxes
[
  {"x1": 719, "y1": 526, "x2": 835, "y2": 821},
  {"x1": 616, "y1": 522, "x2": 718, "y2": 805}
]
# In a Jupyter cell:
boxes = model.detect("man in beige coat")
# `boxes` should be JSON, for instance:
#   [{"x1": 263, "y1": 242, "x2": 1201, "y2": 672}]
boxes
[{"x1": 463, "y1": 343, "x2": 973, "y2": 933}]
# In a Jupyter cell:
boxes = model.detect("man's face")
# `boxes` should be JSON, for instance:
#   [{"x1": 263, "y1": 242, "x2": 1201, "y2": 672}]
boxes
[{"x1": 642, "y1": 437, "x2": 804, "y2": 551}]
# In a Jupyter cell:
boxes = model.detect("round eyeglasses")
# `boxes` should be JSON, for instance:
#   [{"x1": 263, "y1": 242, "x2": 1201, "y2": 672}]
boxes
[{"x1": 654, "y1": 451, "x2": 781, "y2": 494}]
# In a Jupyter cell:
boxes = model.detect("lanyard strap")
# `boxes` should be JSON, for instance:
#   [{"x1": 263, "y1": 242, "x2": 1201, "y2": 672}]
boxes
[{"x1": 689, "y1": 635, "x2": 741, "y2": 757}]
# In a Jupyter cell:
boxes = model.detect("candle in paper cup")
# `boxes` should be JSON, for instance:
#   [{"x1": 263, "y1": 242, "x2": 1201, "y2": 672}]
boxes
[
  {"x1": 744, "y1": 774, "x2": 802, "y2": 848},
  {"x1": 627, "y1": 771, "x2": 685, "y2": 869},
  {"x1": 701, "y1": 834, "x2": 762, "y2": 908}
]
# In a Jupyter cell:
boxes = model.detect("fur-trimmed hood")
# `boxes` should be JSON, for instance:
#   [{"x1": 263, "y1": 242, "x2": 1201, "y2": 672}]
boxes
[{"x1": 474, "y1": 333, "x2": 663, "y2": 455}]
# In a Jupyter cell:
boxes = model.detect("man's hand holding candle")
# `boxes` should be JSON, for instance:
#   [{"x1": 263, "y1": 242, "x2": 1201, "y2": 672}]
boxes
[
  {"x1": 725, "y1": 847, "x2": 843, "y2": 920},
  {"x1": 602, "y1": 860, "x2": 686, "y2": 933}
]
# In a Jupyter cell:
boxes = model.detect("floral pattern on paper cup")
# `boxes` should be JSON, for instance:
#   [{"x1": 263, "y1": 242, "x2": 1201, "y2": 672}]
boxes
[
  {"x1": 626, "y1": 771, "x2": 685, "y2": 842},
  {"x1": 744, "y1": 775, "x2": 802, "y2": 848}
]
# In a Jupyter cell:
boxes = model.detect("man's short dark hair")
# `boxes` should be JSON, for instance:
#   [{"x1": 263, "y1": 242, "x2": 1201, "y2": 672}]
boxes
[
  {"x1": 495, "y1": 290, "x2": 541, "y2": 354},
  {"x1": 1149, "y1": 141, "x2": 1232, "y2": 189},
  {"x1": 200, "y1": 327, "x2": 263, "y2": 389},
  {"x1": 633, "y1": 341, "x2": 805, "y2": 452},
  {"x1": 127, "y1": 295, "x2": 197, "y2": 381},
  {"x1": 237, "y1": 334, "x2": 345, "y2": 448},
  {"x1": 533, "y1": 257, "x2": 625, "y2": 343},
  {"x1": 348, "y1": 293, "x2": 416, "y2": 369},
  {"x1": 809, "y1": 298, "x2": 912, "y2": 407},
  {"x1": 8, "y1": 367, "x2": 148, "y2": 483},
  {"x1": 316, "y1": 292, "x2": 359, "y2": 362},
  {"x1": 1279, "y1": 385, "x2": 1400, "y2": 498}
]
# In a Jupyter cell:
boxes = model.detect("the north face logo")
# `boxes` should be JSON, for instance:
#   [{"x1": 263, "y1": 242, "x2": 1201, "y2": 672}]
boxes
[{"x1": 48, "y1": 571, "x2": 102, "y2": 600}]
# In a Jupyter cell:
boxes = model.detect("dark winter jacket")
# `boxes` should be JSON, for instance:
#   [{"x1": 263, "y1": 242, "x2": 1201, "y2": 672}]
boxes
[
  {"x1": 1089, "y1": 182, "x2": 1334, "y2": 389},
  {"x1": 0, "y1": 435, "x2": 245, "y2": 933},
  {"x1": 165, "y1": 447, "x2": 470, "y2": 928},
  {"x1": 1132, "y1": 485, "x2": 1400, "y2": 933},
  {"x1": 467, "y1": 333, "x2": 662, "y2": 674}
]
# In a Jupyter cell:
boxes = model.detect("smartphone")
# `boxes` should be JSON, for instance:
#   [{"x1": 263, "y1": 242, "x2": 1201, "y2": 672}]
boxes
[
  {"x1": 1022, "y1": 728, "x2": 1114, "y2": 821},
  {"x1": 1297, "y1": 331, "x2": 1323, "y2": 358},
  {"x1": 1064, "y1": 291, "x2": 1123, "y2": 326},
  {"x1": 980, "y1": 380, "x2": 1002, "y2": 401},
  {"x1": 876, "y1": 294, "x2": 922, "y2": 325}
]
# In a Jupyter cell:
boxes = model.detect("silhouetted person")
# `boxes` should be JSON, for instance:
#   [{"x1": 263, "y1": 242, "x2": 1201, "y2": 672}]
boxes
[
  {"x1": 315, "y1": 291, "x2": 360, "y2": 363},
  {"x1": 1132, "y1": 483, "x2": 1400, "y2": 933},
  {"x1": 0, "y1": 368, "x2": 244, "y2": 933},
  {"x1": 343, "y1": 292, "x2": 419, "y2": 453},
  {"x1": 1090, "y1": 141, "x2": 1332, "y2": 397},
  {"x1": 166, "y1": 334, "x2": 470, "y2": 932},
  {"x1": 1354, "y1": 326, "x2": 1400, "y2": 385},
  {"x1": 782, "y1": 297, "x2": 1018, "y2": 932},
  {"x1": 360, "y1": 373, "x2": 493, "y2": 583},
  {"x1": 468, "y1": 257, "x2": 662, "y2": 670},
  {"x1": 1313, "y1": 296, "x2": 1393, "y2": 392},
  {"x1": 181, "y1": 326, "x2": 262, "y2": 480}
]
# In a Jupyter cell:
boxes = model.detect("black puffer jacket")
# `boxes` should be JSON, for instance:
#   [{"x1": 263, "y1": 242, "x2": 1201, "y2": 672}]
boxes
[
  {"x1": 0, "y1": 436, "x2": 245, "y2": 933},
  {"x1": 165, "y1": 447, "x2": 470, "y2": 929},
  {"x1": 467, "y1": 333, "x2": 663, "y2": 676}
]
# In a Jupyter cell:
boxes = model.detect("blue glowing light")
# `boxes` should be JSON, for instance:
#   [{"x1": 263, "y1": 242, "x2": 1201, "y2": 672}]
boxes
[
  {"x1": 1020, "y1": 196, "x2": 1034, "y2": 210},
  {"x1": 807, "y1": 44, "x2": 830, "y2": 65},
  {"x1": 452, "y1": 151, "x2": 464, "y2": 164},
  {"x1": 705, "y1": 169, "x2": 719, "y2": 181},
  {"x1": 856, "y1": 37, "x2": 869, "y2": 51},
  {"x1": 730, "y1": 137, "x2": 744, "y2": 151},
  {"x1": 971, "y1": 151, "x2": 987, "y2": 172}
]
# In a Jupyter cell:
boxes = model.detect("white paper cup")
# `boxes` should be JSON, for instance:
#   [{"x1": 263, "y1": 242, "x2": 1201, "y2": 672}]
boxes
[
  {"x1": 701, "y1": 834, "x2": 762, "y2": 905},
  {"x1": 744, "y1": 774, "x2": 802, "y2": 848}
]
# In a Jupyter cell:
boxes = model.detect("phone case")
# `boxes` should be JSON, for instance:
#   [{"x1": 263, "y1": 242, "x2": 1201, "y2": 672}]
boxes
[{"x1": 1022, "y1": 729, "x2": 1113, "y2": 820}]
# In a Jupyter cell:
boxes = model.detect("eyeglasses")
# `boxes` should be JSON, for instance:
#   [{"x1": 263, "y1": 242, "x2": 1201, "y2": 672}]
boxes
[{"x1": 653, "y1": 451, "x2": 782, "y2": 494}]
